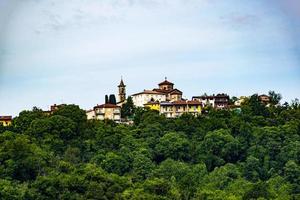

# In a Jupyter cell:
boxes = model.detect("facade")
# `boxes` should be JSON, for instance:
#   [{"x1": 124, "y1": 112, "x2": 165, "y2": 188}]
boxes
[
  {"x1": 93, "y1": 103, "x2": 121, "y2": 122},
  {"x1": 131, "y1": 78, "x2": 183, "y2": 108},
  {"x1": 0, "y1": 116, "x2": 12, "y2": 126},
  {"x1": 259, "y1": 94, "x2": 270, "y2": 105},
  {"x1": 86, "y1": 109, "x2": 96, "y2": 120},
  {"x1": 160, "y1": 100, "x2": 202, "y2": 118},
  {"x1": 144, "y1": 101, "x2": 160, "y2": 111},
  {"x1": 192, "y1": 93, "x2": 229, "y2": 109},
  {"x1": 131, "y1": 90, "x2": 166, "y2": 107},
  {"x1": 214, "y1": 94, "x2": 230, "y2": 109},
  {"x1": 192, "y1": 95, "x2": 215, "y2": 107},
  {"x1": 234, "y1": 96, "x2": 247, "y2": 106}
]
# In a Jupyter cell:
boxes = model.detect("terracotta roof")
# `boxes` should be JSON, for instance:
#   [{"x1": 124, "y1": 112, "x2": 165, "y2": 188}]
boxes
[
  {"x1": 94, "y1": 104, "x2": 120, "y2": 109},
  {"x1": 187, "y1": 101, "x2": 203, "y2": 105},
  {"x1": 161, "y1": 100, "x2": 202, "y2": 106},
  {"x1": 158, "y1": 80, "x2": 174, "y2": 86},
  {"x1": 169, "y1": 89, "x2": 182, "y2": 95},
  {"x1": 172, "y1": 100, "x2": 202, "y2": 105},
  {"x1": 153, "y1": 88, "x2": 170, "y2": 93},
  {"x1": 131, "y1": 90, "x2": 166, "y2": 96},
  {"x1": 193, "y1": 96, "x2": 215, "y2": 99},
  {"x1": 193, "y1": 93, "x2": 229, "y2": 99},
  {"x1": 0, "y1": 116, "x2": 12, "y2": 120},
  {"x1": 215, "y1": 93, "x2": 229, "y2": 98},
  {"x1": 144, "y1": 100, "x2": 160, "y2": 105}
]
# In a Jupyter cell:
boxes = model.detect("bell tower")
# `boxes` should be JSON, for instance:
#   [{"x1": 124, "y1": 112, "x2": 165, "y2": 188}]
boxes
[{"x1": 118, "y1": 77, "x2": 126, "y2": 102}]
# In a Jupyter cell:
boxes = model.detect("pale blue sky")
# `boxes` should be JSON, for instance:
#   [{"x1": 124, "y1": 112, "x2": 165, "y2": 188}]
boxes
[{"x1": 0, "y1": 0, "x2": 299, "y2": 116}]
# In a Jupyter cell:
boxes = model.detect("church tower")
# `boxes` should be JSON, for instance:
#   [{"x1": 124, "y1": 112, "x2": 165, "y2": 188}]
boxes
[{"x1": 118, "y1": 78, "x2": 126, "y2": 103}]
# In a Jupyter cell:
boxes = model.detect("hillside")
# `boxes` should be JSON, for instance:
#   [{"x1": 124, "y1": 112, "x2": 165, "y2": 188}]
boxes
[{"x1": 0, "y1": 96, "x2": 299, "y2": 199}]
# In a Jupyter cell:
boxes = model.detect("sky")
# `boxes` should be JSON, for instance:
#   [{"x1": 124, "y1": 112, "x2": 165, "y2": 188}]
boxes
[{"x1": 0, "y1": 0, "x2": 300, "y2": 116}]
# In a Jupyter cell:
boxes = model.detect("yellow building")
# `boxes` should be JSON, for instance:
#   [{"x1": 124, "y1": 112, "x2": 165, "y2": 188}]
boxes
[
  {"x1": 160, "y1": 100, "x2": 202, "y2": 118},
  {"x1": 0, "y1": 116, "x2": 12, "y2": 126},
  {"x1": 144, "y1": 101, "x2": 160, "y2": 111},
  {"x1": 93, "y1": 103, "x2": 121, "y2": 122}
]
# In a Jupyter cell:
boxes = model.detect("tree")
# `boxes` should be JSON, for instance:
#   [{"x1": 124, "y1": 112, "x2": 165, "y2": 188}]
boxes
[
  {"x1": 229, "y1": 96, "x2": 238, "y2": 105},
  {"x1": 109, "y1": 94, "x2": 117, "y2": 105},
  {"x1": 53, "y1": 104, "x2": 86, "y2": 127},
  {"x1": 13, "y1": 107, "x2": 45, "y2": 133},
  {"x1": 198, "y1": 129, "x2": 241, "y2": 171},
  {"x1": 284, "y1": 160, "x2": 300, "y2": 193},
  {"x1": 105, "y1": 95, "x2": 109, "y2": 104},
  {"x1": 155, "y1": 132, "x2": 190, "y2": 161},
  {"x1": 101, "y1": 152, "x2": 129, "y2": 175},
  {"x1": 0, "y1": 131, "x2": 48, "y2": 181},
  {"x1": 268, "y1": 90, "x2": 282, "y2": 105},
  {"x1": 121, "y1": 96, "x2": 135, "y2": 119}
]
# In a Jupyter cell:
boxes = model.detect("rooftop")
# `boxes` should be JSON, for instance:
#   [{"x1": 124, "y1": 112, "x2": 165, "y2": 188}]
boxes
[
  {"x1": 131, "y1": 90, "x2": 165, "y2": 96},
  {"x1": 0, "y1": 116, "x2": 12, "y2": 120},
  {"x1": 158, "y1": 79, "x2": 174, "y2": 86},
  {"x1": 94, "y1": 104, "x2": 120, "y2": 109}
]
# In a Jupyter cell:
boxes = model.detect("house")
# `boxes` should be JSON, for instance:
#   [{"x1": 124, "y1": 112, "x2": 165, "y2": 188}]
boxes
[
  {"x1": 50, "y1": 104, "x2": 66, "y2": 112},
  {"x1": 86, "y1": 109, "x2": 96, "y2": 120},
  {"x1": 93, "y1": 103, "x2": 121, "y2": 122},
  {"x1": 144, "y1": 100, "x2": 160, "y2": 111},
  {"x1": 192, "y1": 93, "x2": 229, "y2": 109},
  {"x1": 234, "y1": 96, "x2": 247, "y2": 106},
  {"x1": 131, "y1": 90, "x2": 166, "y2": 107},
  {"x1": 259, "y1": 94, "x2": 270, "y2": 105},
  {"x1": 0, "y1": 116, "x2": 12, "y2": 126},
  {"x1": 43, "y1": 104, "x2": 66, "y2": 115},
  {"x1": 214, "y1": 93, "x2": 230, "y2": 109},
  {"x1": 152, "y1": 79, "x2": 183, "y2": 101},
  {"x1": 160, "y1": 100, "x2": 202, "y2": 118},
  {"x1": 131, "y1": 78, "x2": 183, "y2": 107}
]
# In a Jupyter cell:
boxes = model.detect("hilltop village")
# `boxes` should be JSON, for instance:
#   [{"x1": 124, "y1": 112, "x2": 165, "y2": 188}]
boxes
[
  {"x1": 0, "y1": 78, "x2": 272, "y2": 126},
  {"x1": 74, "y1": 78, "x2": 269, "y2": 123}
]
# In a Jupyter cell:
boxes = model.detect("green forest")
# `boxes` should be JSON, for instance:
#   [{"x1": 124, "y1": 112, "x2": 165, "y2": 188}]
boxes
[{"x1": 0, "y1": 94, "x2": 300, "y2": 199}]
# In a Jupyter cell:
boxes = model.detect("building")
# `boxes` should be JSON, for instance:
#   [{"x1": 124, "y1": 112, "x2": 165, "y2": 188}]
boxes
[
  {"x1": 86, "y1": 109, "x2": 96, "y2": 120},
  {"x1": 160, "y1": 100, "x2": 202, "y2": 118},
  {"x1": 259, "y1": 94, "x2": 270, "y2": 105},
  {"x1": 93, "y1": 103, "x2": 121, "y2": 122},
  {"x1": 192, "y1": 93, "x2": 229, "y2": 109},
  {"x1": 192, "y1": 95, "x2": 215, "y2": 107},
  {"x1": 153, "y1": 79, "x2": 183, "y2": 101},
  {"x1": 144, "y1": 100, "x2": 160, "y2": 111},
  {"x1": 117, "y1": 78, "x2": 126, "y2": 106},
  {"x1": 131, "y1": 78, "x2": 183, "y2": 107},
  {"x1": 214, "y1": 94, "x2": 230, "y2": 109},
  {"x1": 0, "y1": 116, "x2": 12, "y2": 126},
  {"x1": 234, "y1": 96, "x2": 247, "y2": 107},
  {"x1": 131, "y1": 90, "x2": 167, "y2": 107}
]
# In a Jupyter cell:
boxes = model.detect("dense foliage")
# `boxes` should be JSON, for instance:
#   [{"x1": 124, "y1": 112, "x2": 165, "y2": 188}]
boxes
[{"x1": 0, "y1": 96, "x2": 300, "y2": 199}]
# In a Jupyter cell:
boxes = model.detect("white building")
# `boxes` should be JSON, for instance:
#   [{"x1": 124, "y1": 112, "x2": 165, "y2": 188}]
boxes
[
  {"x1": 86, "y1": 109, "x2": 96, "y2": 120},
  {"x1": 192, "y1": 95, "x2": 215, "y2": 107},
  {"x1": 131, "y1": 90, "x2": 166, "y2": 107},
  {"x1": 131, "y1": 79, "x2": 183, "y2": 107}
]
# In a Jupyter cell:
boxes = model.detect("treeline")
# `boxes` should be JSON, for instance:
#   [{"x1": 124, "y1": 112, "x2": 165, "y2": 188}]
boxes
[{"x1": 0, "y1": 95, "x2": 299, "y2": 199}]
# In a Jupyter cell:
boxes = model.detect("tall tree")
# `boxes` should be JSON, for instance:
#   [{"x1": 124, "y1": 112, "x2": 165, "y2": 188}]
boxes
[
  {"x1": 105, "y1": 95, "x2": 109, "y2": 104},
  {"x1": 109, "y1": 94, "x2": 117, "y2": 105},
  {"x1": 268, "y1": 91, "x2": 282, "y2": 105},
  {"x1": 121, "y1": 96, "x2": 135, "y2": 119}
]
